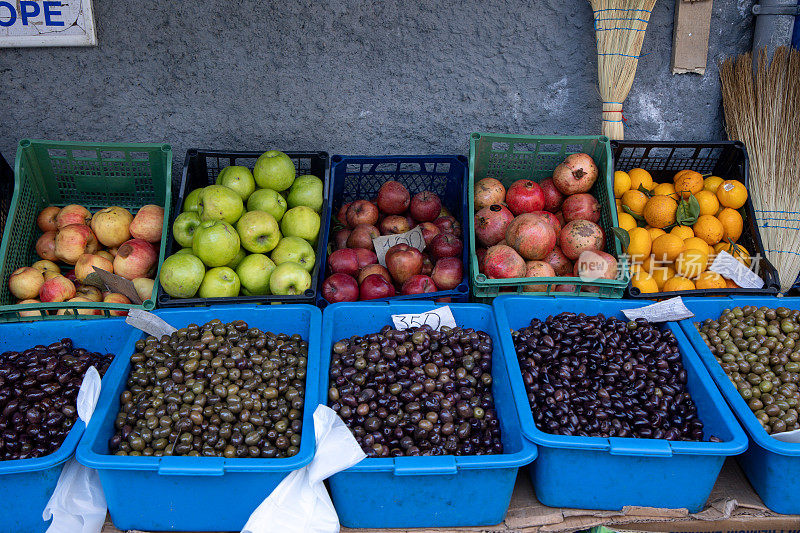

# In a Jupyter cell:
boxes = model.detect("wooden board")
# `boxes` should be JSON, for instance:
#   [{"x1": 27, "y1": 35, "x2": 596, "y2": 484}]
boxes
[{"x1": 671, "y1": 0, "x2": 714, "y2": 74}]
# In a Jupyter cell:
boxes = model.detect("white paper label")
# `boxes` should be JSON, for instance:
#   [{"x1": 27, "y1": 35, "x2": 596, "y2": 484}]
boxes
[
  {"x1": 622, "y1": 297, "x2": 694, "y2": 322},
  {"x1": 772, "y1": 428, "x2": 800, "y2": 443},
  {"x1": 709, "y1": 250, "x2": 764, "y2": 289},
  {"x1": 126, "y1": 309, "x2": 177, "y2": 338},
  {"x1": 391, "y1": 306, "x2": 457, "y2": 331},
  {"x1": 373, "y1": 226, "x2": 426, "y2": 267}
]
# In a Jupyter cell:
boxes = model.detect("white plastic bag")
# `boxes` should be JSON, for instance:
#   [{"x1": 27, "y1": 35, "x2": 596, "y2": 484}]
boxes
[
  {"x1": 43, "y1": 366, "x2": 108, "y2": 533},
  {"x1": 241, "y1": 405, "x2": 366, "y2": 533}
]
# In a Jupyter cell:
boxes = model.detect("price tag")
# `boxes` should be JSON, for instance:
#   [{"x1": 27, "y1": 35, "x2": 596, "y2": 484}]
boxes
[
  {"x1": 373, "y1": 226, "x2": 426, "y2": 267},
  {"x1": 622, "y1": 297, "x2": 694, "y2": 322},
  {"x1": 391, "y1": 306, "x2": 457, "y2": 331},
  {"x1": 772, "y1": 428, "x2": 800, "y2": 443},
  {"x1": 709, "y1": 251, "x2": 764, "y2": 289},
  {"x1": 88, "y1": 267, "x2": 143, "y2": 304},
  {"x1": 126, "y1": 309, "x2": 177, "y2": 339}
]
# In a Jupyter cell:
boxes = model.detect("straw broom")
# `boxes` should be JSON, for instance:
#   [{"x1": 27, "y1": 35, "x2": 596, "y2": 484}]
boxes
[
  {"x1": 720, "y1": 47, "x2": 800, "y2": 293},
  {"x1": 590, "y1": 0, "x2": 657, "y2": 140}
]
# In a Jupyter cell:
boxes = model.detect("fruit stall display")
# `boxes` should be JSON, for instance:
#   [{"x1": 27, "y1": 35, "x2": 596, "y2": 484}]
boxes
[
  {"x1": 0, "y1": 140, "x2": 172, "y2": 321},
  {"x1": 317, "y1": 155, "x2": 469, "y2": 305},
  {"x1": 469, "y1": 134, "x2": 629, "y2": 299},
  {"x1": 157, "y1": 149, "x2": 329, "y2": 306},
  {"x1": 612, "y1": 141, "x2": 779, "y2": 297}
]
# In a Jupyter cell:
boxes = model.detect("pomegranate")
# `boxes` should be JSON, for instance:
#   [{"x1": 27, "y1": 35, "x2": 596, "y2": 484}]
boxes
[
  {"x1": 543, "y1": 246, "x2": 573, "y2": 276},
  {"x1": 554, "y1": 284, "x2": 578, "y2": 292},
  {"x1": 505, "y1": 213, "x2": 557, "y2": 261},
  {"x1": 562, "y1": 193, "x2": 601, "y2": 223},
  {"x1": 474, "y1": 204, "x2": 514, "y2": 247},
  {"x1": 540, "y1": 178, "x2": 565, "y2": 213},
  {"x1": 505, "y1": 179, "x2": 545, "y2": 215},
  {"x1": 574, "y1": 250, "x2": 618, "y2": 281},
  {"x1": 535, "y1": 210, "x2": 562, "y2": 235},
  {"x1": 474, "y1": 178, "x2": 506, "y2": 210},
  {"x1": 483, "y1": 245, "x2": 526, "y2": 279},
  {"x1": 523, "y1": 261, "x2": 556, "y2": 292},
  {"x1": 559, "y1": 219, "x2": 605, "y2": 260},
  {"x1": 476, "y1": 247, "x2": 487, "y2": 272},
  {"x1": 552, "y1": 153, "x2": 598, "y2": 195}
]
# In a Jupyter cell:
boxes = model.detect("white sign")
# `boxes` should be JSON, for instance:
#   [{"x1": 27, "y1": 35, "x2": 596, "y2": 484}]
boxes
[
  {"x1": 709, "y1": 250, "x2": 764, "y2": 289},
  {"x1": 126, "y1": 309, "x2": 177, "y2": 339},
  {"x1": 622, "y1": 297, "x2": 694, "y2": 322},
  {"x1": 0, "y1": 0, "x2": 97, "y2": 47},
  {"x1": 391, "y1": 306, "x2": 457, "y2": 331},
  {"x1": 373, "y1": 226, "x2": 426, "y2": 267}
]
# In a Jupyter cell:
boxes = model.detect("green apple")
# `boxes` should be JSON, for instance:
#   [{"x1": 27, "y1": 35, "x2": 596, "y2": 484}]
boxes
[
  {"x1": 287, "y1": 174, "x2": 324, "y2": 212},
  {"x1": 235, "y1": 253, "x2": 276, "y2": 295},
  {"x1": 247, "y1": 188, "x2": 287, "y2": 221},
  {"x1": 192, "y1": 221, "x2": 241, "y2": 267},
  {"x1": 216, "y1": 165, "x2": 256, "y2": 201},
  {"x1": 175, "y1": 248, "x2": 193, "y2": 255},
  {"x1": 198, "y1": 267, "x2": 240, "y2": 298},
  {"x1": 226, "y1": 247, "x2": 247, "y2": 269},
  {"x1": 159, "y1": 253, "x2": 205, "y2": 298},
  {"x1": 172, "y1": 211, "x2": 202, "y2": 248},
  {"x1": 280, "y1": 206, "x2": 320, "y2": 243},
  {"x1": 253, "y1": 150, "x2": 296, "y2": 191},
  {"x1": 269, "y1": 262, "x2": 312, "y2": 296},
  {"x1": 271, "y1": 236, "x2": 315, "y2": 272},
  {"x1": 199, "y1": 185, "x2": 244, "y2": 224},
  {"x1": 236, "y1": 211, "x2": 281, "y2": 253},
  {"x1": 183, "y1": 188, "x2": 204, "y2": 213}
]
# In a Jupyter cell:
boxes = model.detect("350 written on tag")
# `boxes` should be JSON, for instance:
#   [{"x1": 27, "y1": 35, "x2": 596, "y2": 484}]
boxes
[{"x1": 391, "y1": 306, "x2": 457, "y2": 331}]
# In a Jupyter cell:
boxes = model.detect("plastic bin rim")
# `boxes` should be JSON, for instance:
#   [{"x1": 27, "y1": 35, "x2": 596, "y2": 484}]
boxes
[
  {"x1": 0, "y1": 419, "x2": 83, "y2": 475},
  {"x1": 19, "y1": 139, "x2": 171, "y2": 151},
  {"x1": 680, "y1": 296, "x2": 800, "y2": 457},
  {"x1": 322, "y1": 301, "x2": 538, "y2": 472},
  {"x1": 493, "y1": 295, "x2": 749, "y2": 456},
  {"x1": 330, "y1": 153, "x2": 468, "y2": 162},
  {"x1": 470, "y1": 133, "x2": 611, "y2": 143},
  {"x1": 76, "y1": 304, "x2": 322, "y2": 474}
]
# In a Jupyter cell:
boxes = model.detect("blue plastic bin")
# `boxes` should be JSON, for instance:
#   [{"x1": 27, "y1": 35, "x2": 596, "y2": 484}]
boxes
[
  {"x1": 493, "y1": 296, "x2": 748, "y2": 512},
  {"x1": 0, "y1": 317, "x2": 133, "y2": 533},
  {"x1": 679, "y1": 296, "x2": 800, "y2": 514},
  {"x1": 76, "y1": 304, "x2": 322, "y2": 531},
  {"x1": 319, "y1": 301, "x2": 537, "y2": 528},
  {"x1": 316, "y1": 155, "x2": 470, "y2": 307}
]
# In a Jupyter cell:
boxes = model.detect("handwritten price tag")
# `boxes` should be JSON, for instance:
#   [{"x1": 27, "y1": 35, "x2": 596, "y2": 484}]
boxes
[
  {"x1": 622, "y1": 297, "x2": 694, "y2": 322},
  {"x1": 391, "y1": 306, "x2": 457, "y2": 331},
  {"x1": 709, "y1": 251, "x2": 764, "y2": 289},
  {"x1": 373, "y1": 226, "x2": 426, "y2": 267},
  {"x1": 126, "y1": 309, "x2": 177, "y2": 339}
]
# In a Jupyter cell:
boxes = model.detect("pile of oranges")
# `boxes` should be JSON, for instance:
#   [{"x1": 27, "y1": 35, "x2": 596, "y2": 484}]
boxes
[{"x1": 614, "y1": 168, "x2": 751, "y2": 294}]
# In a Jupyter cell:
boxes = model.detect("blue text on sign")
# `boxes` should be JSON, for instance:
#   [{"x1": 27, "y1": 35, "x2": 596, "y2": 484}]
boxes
[{"x1": 0, "y1": 1, "x2": 64, "y2": 27}]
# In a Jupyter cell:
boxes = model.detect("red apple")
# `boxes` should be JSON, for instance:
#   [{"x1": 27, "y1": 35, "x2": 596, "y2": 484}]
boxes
[
  {"x1": 357, "y1": 264, "x2": 391, "y2": 284},
  {"x1": 474, "y1": 178, "x2": 506, "y2": 211},
  {"x1": 401, "y1": 275, "x2": 438, "y2": 295},
  {"x1": 354, "y1": 248, "x2": 378, "y2": 269},
  {"x1": 103, "y1": 293, "x2": 131, "y2": 316},
  {"x1": 76, "y1": 284, "x2": 103, "y2": 302},
  {"x1": 75, "y1": 253, "x2": 114, "y2": 282},
  {"x1": 113, "y1": 239, "x2": 157, "y2": 280},
  {"x1": 562, "y1": 193, "x2": 601, "y2": 223},
  {"x1": 346, "y1": 224, "x2": 379, "y2": 250},
  {"x1": 55, "y1": 204, "x2": 91, "y2": 229},
  {"x1": 359, "y1": 274, "x2": 396, "y2": 300},
  {"x1": 64, "y1": 269, "x2": 77, "y2": 283},
  {"x1": 337, "y1": 202, "x2": 352, "y2": 226},
  {"x1": 421, "y1": 256, "x2": 434, "y2": 276},
  {"x1": 36, "y1": 231, "x2": 58, "y2": 262},
  {"x1": 475, "y1": 204, "x2": 515, "y2": 247},
  {"x1": 55, "y1": 224, "x2": 100, "y2": 265},
  {"x1": 385, "y1": 244, "x2": 423, "y2": 284},
  {"x1": 37, "y1": 206, "x2": 61, "y2": 232},
  {"x1": 540, "y1": 178, "x2": 565, "y2": 213},
  {"x1": 429, "y1": 233, "x2": 462, "y2": 259},
  {"x1": 418, "y1": 222, "x2": 441, "y2": 245},
  {"x1": 484, "y1": 245, "x2": 526, "y2": 279},
  {"x1": 433, "y1": 216, "x2": 461, "y2": 238},
  {"x1": 431, "y1": 257, "x2": 463, "y2": 290},
  {"x1": 409, "y1": 191, "x2": 442, "y2": 222},
  {"x1": 39, "y1": 275, "x2": 76, "y2": 303},
  {"x1": 328, "y1": 249, "x2": 360, "y2": 277},
  {"x1": 334, "y1": 228, "x2": 351, "y2": 250},
  {"x1": 377, "y1": 181, "x2": 411, "y2": 215},
  {"x1": 323, "y1": 273, "x2": 360, "y2": 303},
  {"x1": 380, "y1": 215, "x2": 412, "y2": 235},
  {"x1": 129, "y1": 204, "x2": 164, "y2": 243},
  {"x1": 346, "y1": 200, "x2": 380, "y2": 228}
]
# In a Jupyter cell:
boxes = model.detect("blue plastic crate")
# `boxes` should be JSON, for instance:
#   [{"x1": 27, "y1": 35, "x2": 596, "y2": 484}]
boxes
[
  {"x1": 316, "y1": 155, "x2": 470, "y2": 307},
  {"x1": 319, "y1": 301, "x2": 536, "y2": 528},
  {"x1": 76, "y1": 304, "x2": 322, "y2": 531},
  {"x1": 493, "y1": 296, "x2": 748, "y2": 512},
  {"x1": 0, "y1": 317, "x2": 133, "y2": 533},
  {"x1": 679, "y1": 296, "x2": 800, "y2": 514}
]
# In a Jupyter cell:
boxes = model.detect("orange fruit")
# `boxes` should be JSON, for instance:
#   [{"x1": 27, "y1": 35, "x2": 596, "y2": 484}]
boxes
[
  {"x1": 703, "y1": 175, "x2": 724, "y2": 194},
  {"x1": 673, "y1": 170, "x2": 704, "y2": 199},
  {"x1": 695, "y1": 271, "x2": 727, "y2": 290},
  {"x1": 651, "y1": 265, "x2": 677, "y2": 290},
  {"x1": 725, "y1": 278, "x2": 739, "y2": 289},
  {"x1": 626, "y1": 227, "x2": 652, "y2": 262},
  {"x1": 647, "y1": 227, "x2": 666, "y2": 241},
  {"x1": 714, "y1": 241, "x2": 751, "y2": 267},
  {"x1": 629, "y1": 168, "x2": 654, "y2": 191},
  {"x1": 622, "y1": 190, "x2": 648, "y2": 216},
  {"x1": 642, "y1": 254, "x2": 672, "y2": 273},
  {"x1": 693, "y1": 214, "x2": 724, "y2": 245},
  {"x1": 716, "y1": 180, "x2": 748, "y2": 209},
  {"x1": 695, "y1": 190, "x2": 720, "y2": 216},
  {"x1": 631, "y1": 270, "x2": 659, "y2": 294},
  {"x1": 717, "y1": 207, "x2": 743, "y2": 242},
  {"x1": 614, "y1": 171, "x2": 632, "y2": 198},
  {"x1": 670, "y1": 225, "x2": 694, "y2": 240},
  {"x1": 653, "y1": 182, "x2": 678, "y2": 200},
  {"x1": 651, "y1": 234, "x2": 685, "y2": 263},
  {"x1": 675, "y1": 249, "x2": 708, "y2": 279},
  {"x1": 663, "y1": 275, "x2": 696, "y2": 292},
  {"x1": 643, "y1": 195, "x2": 678, "y2": 229},
  {"x1": 684, "y1": 237, "x2": 710, "y2": 256},
  {"x1": 617, "y1": 212, "x2": 637, "y2": 232}
]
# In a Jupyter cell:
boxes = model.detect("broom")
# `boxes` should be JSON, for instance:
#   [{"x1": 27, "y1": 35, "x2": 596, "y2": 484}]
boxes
[
  {"x1": 590, "y1": 0, "x2": 658, "y2": 140},
  {"x1": 720, "y1": 47, "x2": 800, "y2": 293}
]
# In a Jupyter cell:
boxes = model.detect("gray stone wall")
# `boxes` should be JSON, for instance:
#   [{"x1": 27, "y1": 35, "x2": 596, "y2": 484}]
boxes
[{"x1": 0, "y1": 0, "x2": 754, "y2": 177}]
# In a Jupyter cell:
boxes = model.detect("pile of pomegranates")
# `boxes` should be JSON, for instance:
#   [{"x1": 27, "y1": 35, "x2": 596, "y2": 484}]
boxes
[
  {"x1": 321, "y1": 181, "x2": 464, "y2": 302},
  {"x1": 474, "y1": 152, "x2": 618, "y2": 291}
]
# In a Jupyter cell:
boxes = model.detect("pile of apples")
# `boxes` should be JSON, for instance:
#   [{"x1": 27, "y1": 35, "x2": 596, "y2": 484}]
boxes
[
  {"x1": 159, "y1": 150, "x2": 324, "y2": 299},
  {"x1": 8, "y1": 203, "x2": 163, "y2": 316},
  {"x1": 474, "y1": 152, "x2": 618, "y2": 291},
  {"x1": 321, "y1": 180, "x2": 464, "y2": 302}
]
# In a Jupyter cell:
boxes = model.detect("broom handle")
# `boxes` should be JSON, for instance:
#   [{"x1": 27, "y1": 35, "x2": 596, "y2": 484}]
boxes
[{"x1": 602, "y1": 102, "x2": 624, "y2": 140}]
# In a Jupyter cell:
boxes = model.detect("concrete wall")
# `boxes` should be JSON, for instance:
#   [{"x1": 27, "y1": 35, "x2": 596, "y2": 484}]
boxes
[{"x1": 0, "y1": 0, "x2": 754, "y2": 176}]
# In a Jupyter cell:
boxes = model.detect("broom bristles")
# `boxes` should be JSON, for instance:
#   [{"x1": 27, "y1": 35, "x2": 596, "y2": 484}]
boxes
[
  {"x1": 721, "y1": 47, "x2": 800, "y2": 293},
  {"x1": 590, "y1": 0, "x2": 657, "y2": 140}
]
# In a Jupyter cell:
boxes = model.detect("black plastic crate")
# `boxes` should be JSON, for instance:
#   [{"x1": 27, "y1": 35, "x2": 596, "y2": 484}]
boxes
[
  {"x1": 316, "y1": 155, "x2": 470, "y2": 307},
  {"x1": 157, "y1": 149, "x2": 329, "y2": 307},
  {"x1": 0, "y1": 152, "x2": 12, "y2": 238},
  {"x1": 612, "y1": 141, "x2": 779, "y2": 298}
]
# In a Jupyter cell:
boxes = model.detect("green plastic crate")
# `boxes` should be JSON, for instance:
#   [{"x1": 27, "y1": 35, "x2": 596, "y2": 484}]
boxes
[
  {"x1": 468, "y1": 133, "x2": 629, "y2": 299},
  {"x1": 0, "y1": 140, "x2": 173, "y2": 321}
]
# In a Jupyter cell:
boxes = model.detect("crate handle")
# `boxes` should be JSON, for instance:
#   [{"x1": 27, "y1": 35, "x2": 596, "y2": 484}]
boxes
[
  {"x1": 608, "y1": 437, "x2": 673, "y2": 457},
  {"x1": 157, "y1": 457, "x2": 225, "y2": 476},
  {"x1": 393, "y1": 456, "x2": 457, "y2": 476}
]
